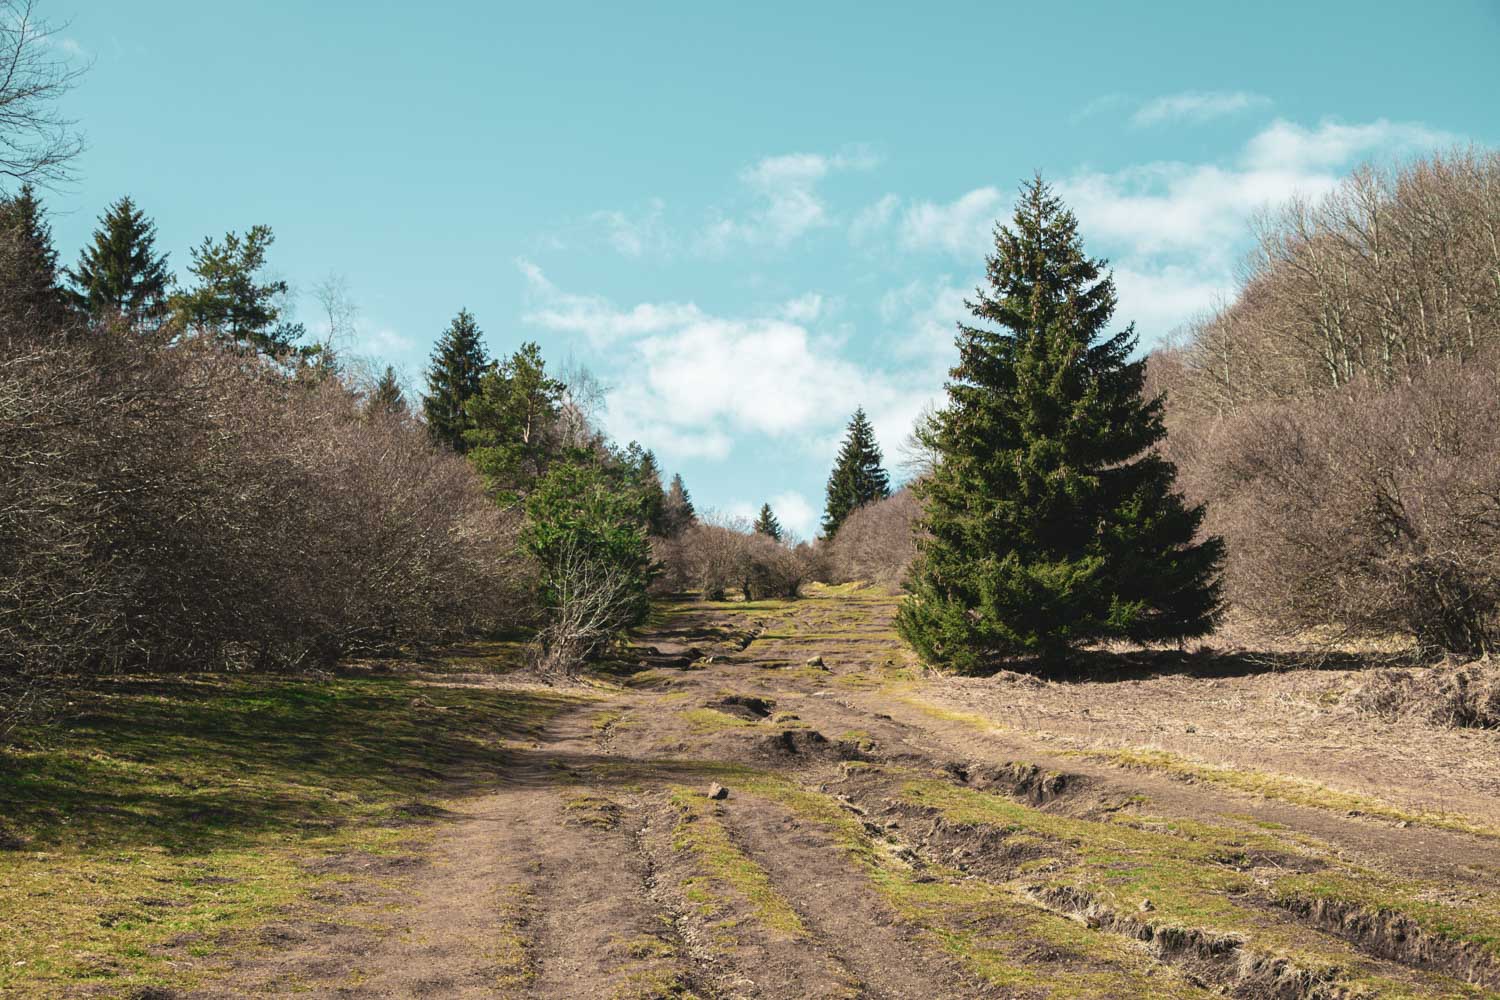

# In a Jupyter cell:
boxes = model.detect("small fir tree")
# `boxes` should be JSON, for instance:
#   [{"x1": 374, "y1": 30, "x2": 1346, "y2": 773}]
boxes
[
  {"x1": 422, "y1": 309, "x2": 490, "y2": 453},
  {"x1": 0, "y1": 184, "x2": 67, "y2": 328},
  {"x1": 822, "y1": 407, "x2": 890, "y2": 537},
  {"x1": 367, "y1": 365, "x2": 407, "y2": 418},
  {"x1": 663, "y1": 473, "x2": 697, "y2": 537},
  {"x1": 65, "y1": 196, "x2": 172, "y2": 330},
  {"x1": 754, "y1": 503, "x2": 783, "y2": 542},
  {"x1": 897, "y1": 176, "x2": 1224, "y2": 671}
]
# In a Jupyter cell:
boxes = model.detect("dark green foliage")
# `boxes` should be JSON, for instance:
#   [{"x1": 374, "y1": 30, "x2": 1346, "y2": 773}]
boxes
[
  {"x1": 465, "y1": 341, "x2": 564, "y2": 493},
  {"x1": 171, "y1": 225, "x2": 301, "y2": 357},
  {"x1": 367, "y1": 365, "x2": 407, "y2": 418},
  {"x1": 663, "y1": 473, "x2": 696, "y2": 537},
  {"x1": 522, "y1": 458, "x2": 656, "y2": 662},
  {"x1": 64, "y1": 196, "x2": 172, "y2": 330},
  {"x1": 622, "y1": 445, "x2": 669, "y2": 537},
  {"x1": 422, "y1": 309, "x2": 490, "y2": 453},
  {"x1": 0, "y1": 184, "x2": 67, "y2": 329},
  {"x1": 754, "y1": 503, "x2": 783, "y2": 542},
  {"x1": 897, "y1": 176, "x2": 1224, "y2": 671},
  {"x1": 822, "y1": 407, "x2": 890, "y2": 537}
]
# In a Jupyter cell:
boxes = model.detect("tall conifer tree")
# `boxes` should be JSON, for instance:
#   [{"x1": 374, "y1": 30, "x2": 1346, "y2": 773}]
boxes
[
  {"x1": 822, "y1": 407, "x2": 890, "y2": 537},
  {"x1": 897, "y1": 177, "x2": 1223, "y2": 671},
  {"x1": 754, "y1": 503, "x2": 783, "y2": 542},
  {"x1": 367, "y1": 365, "x2": 407, "y2": 418},
  {"x1": 0, "y1": 184, "x2": 67, "y2": 328},
  {"x1": 663, "y1": 474, "x2": 696, "y2": 537},
  {"x1": 65, "y1": 196, "x2": 172, "y2": 330},
  {"x1": 422, "y1": 309, "x2": 490, "y2": 453}
]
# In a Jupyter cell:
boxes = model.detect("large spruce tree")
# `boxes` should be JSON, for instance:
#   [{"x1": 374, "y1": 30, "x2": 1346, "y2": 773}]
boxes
[
  {"x1": 65, "y1": 196, "x2": 172, "y2": 330},
  {"x1": 822, "y1": 407, "x2": 890, "y2": 537},
  {"x1": 422, "y1": 309, "x2": 490, "y2": 453},
  {"x1": 897, "y1": 177, "x2": 1223, "y2": 671},
  {"x1": 172, "y1": 225, "x2": 303, "y2": 357}
]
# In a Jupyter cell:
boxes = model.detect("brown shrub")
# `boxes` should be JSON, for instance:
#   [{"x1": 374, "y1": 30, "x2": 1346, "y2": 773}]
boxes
[
  {"x1": 1347, "y1": 663, "x2": 1500, "y2": 729},
  {"x1": 823, "y1": 489, "x2": 919, "y2": 590},
  {"x1": 654, "y1": 516, "x2": 813, "y2": 601},
  {"x1": 1175, "y1": 358, "x2": 1500, "y2": 656},
  {"x1": 1, "y1": 324, "x2": 526, "y2": 727}
]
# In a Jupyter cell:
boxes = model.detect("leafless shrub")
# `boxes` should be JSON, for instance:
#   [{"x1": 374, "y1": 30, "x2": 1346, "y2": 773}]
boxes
[
  {"x1": 1347, "y1": 662, "x2": 1500, "y2": 729},
  {"x1": 0, "y1": 0, "x2": 87, "y2": 184},
  {"x1": 658, "y1": 515, "x2": 813, "y2": 601},
  {"x1": 530, "y1": 534, "x2": 642, "y2": 676},
  {"x1": 1177, "y1": 357, "x2": 1500, "y2": 656},
  {"x1": 1, "y1": 321, "x2": 526, "y2": 728},
  {"x1": 824, "y1": 489, "x2": 920, "y2": 590}
]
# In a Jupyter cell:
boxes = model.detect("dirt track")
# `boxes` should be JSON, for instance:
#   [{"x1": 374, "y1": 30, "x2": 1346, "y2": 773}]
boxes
[{"x1": 196, "y1": 587, "x2": 1500, "y2": 999}]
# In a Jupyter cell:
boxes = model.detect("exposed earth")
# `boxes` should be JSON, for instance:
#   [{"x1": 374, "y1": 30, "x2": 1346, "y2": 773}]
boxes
[{"x1": 8, "y1": 584, "x2": 1500, "y2": 998}]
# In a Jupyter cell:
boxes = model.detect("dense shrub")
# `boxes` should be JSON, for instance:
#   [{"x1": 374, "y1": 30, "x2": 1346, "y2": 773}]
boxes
[
  {"x1": 823, "y1": 489, "x2": 919, "y2": 590},
  {"x1": 0, "y1": 323, "x2": 525, "y2": 726},
  {"x1": 656, "y1": 517, "x2": 813, "y2": 602},
  {"x1": 1173, "y1": 358, "x2": 1500, "y2": 655}
]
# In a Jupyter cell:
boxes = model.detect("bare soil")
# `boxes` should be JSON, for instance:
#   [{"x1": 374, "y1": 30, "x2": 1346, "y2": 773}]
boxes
[{"x1": 162, "y1": 587, "x2": 1500, "y2": 999}]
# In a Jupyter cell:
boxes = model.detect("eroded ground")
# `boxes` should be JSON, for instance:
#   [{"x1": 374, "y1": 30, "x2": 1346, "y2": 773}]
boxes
[{"x1": 7, "y1": 585, "x2": 1500, "y2": 998}]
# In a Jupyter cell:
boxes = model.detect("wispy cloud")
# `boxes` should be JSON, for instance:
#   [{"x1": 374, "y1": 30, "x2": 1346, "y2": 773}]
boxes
[
  {"x1": 702, "y1": 148, "x2": 879, "y2": 251},
  {"x1": 518, "y1": 258, "x2": 703, "y2": 345},
  {"x1": 1131, "y1": 90, "x2": 1271, "y2": 127},
  {"x1": 591, "y1": 197, "x2": 668, "y2": 257}
]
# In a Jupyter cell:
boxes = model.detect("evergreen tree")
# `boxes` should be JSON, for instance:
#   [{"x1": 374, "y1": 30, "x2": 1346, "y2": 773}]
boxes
[
  {"x1": 171, "y1": 225, "x2": 301, "y2": 356},
  {"x1": 465, "y1": 340, "x2": 564, "y2": 492},
  {"x1": 422, "y1": 309, "x2": 490, "y2": 453},
  {"x1": 822, "y1": 407, "x2": 890, "y2": 537},
  {"x1": 0, "y1": 184, "x2": 67, "y2": 328},
  {"x1": 64, "y1": 196, "x2": 172, "y2": 330},
  {"x1": 631, "y1": 447, "x2": 669, "y2": 537},
  {"x1": 663, "y1": 474, "x2": 697, "y2": 537},
  {"x1": 897, "y1": 177, "x2": 1224, "y2": 671},
  {"x1": 367, "y1": 365, "x2": 407, "y2": 418},
  {"x1": 754, "y1": 503, "x2": 783, "y2": 542}
]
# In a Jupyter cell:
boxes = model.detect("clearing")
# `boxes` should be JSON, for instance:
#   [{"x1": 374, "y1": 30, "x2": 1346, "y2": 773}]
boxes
[{"x1": 4, "y1": 584, "x2": 1500, "y2": 998}]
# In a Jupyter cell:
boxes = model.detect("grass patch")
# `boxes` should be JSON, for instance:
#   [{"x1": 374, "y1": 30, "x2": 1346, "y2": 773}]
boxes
[
  {"x1": 0, "y1": 673, "x2": 580, "y2": 996},
  {"x1": 679, "y1": 708, "x2": 756, "y2": 733},
  {"x1": 667, "y1": 788, "x2": 805, "y2": 939},
  {"x1": 562, "y1": 792, "x2": 623, "y2": 830},
  {"x1": 1075, "y1": 747, "x2": 1499, "y2": 839}
]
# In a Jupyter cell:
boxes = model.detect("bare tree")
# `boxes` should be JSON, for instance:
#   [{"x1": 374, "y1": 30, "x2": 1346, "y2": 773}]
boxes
[
  {"x1": 531, "y1": 533, "x2": 644, "y2": 675},
  {"x1": 0, "y1": 0, "x2": 87, "y2": 184}
]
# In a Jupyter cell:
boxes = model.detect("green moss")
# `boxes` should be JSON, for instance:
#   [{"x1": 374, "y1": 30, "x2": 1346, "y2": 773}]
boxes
[
  {"x1": 667, "y1": 789, "x2": 805, "y2": 938},
  {"x1": 679, "y1": 708, "x2": 755, "y2": 733},
  {"x1": 0, "y1": 674, "x2": 578, "y2": 996}
]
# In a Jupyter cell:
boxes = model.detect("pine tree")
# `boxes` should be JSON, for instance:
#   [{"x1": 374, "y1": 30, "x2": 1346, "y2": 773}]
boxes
[
  {"x1": 171, "y1": 225, "x2": 301, "y2": 356},
  {"x1": 466, "y1": 341, "x2": 565, "y2": 493},
  {"x1": 65, "y1": 196, "x2": 172, "y2": 330},
  {"x1": 897, "y1": 176, "x2": 1224, "y2": 671},
  {"x1": 663, "y1": 474, "x2": 697, "y2": 537},
  {"x1": 422, "y1": 309, "x2": 490, "y2": 453},
  {"x1": 754, "y1": 503, "x2": 783, "y2": 542},
  {"x1": 367, "y1": 365, "x2": 407, "y2": 418},
  {"x1": 0, "y1": 184, "x2": 67, "y2": 329},
  {"x1": 822, "y1": 407, "x2": 890, "y2": 537}
]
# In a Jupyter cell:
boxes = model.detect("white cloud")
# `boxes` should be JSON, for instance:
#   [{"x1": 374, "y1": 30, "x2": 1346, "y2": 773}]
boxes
[
  {"x1": 703, "y1": 148, "x2": 879, "y2": 250},
  {"x1": 779, "y1": 292, "x2": 825, "y2": 323},
  {"x1": 1243, "y1": 118, "x2": 1456, "y2": 171},
  {"x1": 1132, "y1": 90, "x2": 1271, "y2": 127},
  {"x1": 518, "y1": 258, "x2": 703, "y2": 345},
  {"x1": 898, "y1": 186, "x2": 1005, "y2": 256}
]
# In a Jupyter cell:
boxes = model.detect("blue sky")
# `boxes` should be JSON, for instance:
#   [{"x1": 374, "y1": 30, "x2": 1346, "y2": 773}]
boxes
[{"x1": 43, "y1": 0, "x2": 1500, "y2": 536}]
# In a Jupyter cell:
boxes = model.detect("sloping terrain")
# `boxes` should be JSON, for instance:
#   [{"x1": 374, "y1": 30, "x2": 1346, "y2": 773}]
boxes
[{"x1": 6, "y1": 585, "x2": 1500, "y2": 998}]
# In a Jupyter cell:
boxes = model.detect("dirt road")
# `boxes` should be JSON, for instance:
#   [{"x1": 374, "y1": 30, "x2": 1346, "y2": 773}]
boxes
[{"x1": 199, "y1": 587, "x2": 1500, "y2": 999}]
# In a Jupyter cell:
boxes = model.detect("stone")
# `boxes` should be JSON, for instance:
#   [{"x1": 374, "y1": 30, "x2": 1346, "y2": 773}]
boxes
[{"x1": 707, "y1": 783, "x2": 729, "y2": 800}]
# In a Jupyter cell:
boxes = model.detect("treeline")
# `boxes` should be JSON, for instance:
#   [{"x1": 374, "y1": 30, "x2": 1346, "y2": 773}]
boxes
[{"x1": 1156, "y1": 148, "x2": 1500, "y2": 656}]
